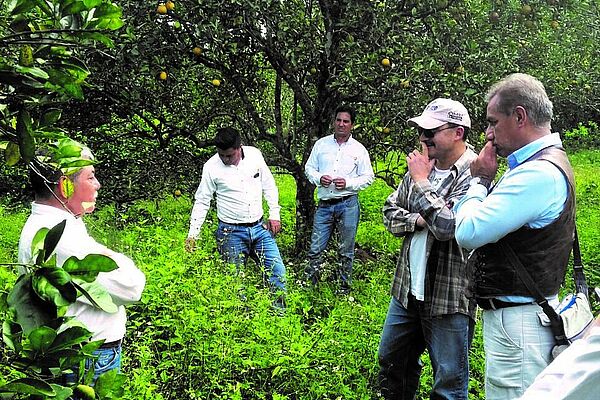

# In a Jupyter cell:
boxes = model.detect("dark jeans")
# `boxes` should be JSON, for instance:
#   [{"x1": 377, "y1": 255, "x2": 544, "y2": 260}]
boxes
[
  {"x1": 306, "y1": 194, "x2": 360, "y2": 287},
  {"x1": 378, "y1": 296, "x2": 474, "y2": 400},
  {"x1": 64, "y1": 344, "x2": 122, "y2": 399},
  {"x1": 216, "y1": 220, "x2": 286, "y2": 291}
]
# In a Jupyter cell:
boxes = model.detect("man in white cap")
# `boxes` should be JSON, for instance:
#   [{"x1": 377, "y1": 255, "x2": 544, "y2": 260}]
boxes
[{"x1": 378, "y1": 98, "x2": 477, "y2": 399}]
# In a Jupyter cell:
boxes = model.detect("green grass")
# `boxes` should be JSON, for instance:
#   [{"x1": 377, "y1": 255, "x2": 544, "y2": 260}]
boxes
[{"x1": 1, "y1": 150, "x2": 600, "y2": 399}]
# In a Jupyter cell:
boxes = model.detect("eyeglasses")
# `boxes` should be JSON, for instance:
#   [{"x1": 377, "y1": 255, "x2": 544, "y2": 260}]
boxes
[{"x1": 419, "y1": 126, "x2": 456, "y2": 139}]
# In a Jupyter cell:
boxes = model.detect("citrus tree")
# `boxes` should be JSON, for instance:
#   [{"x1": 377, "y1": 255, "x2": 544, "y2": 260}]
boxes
[
  {"x1": 1, "y1": 1, "x2": 131, "y2": 397},
  {"x1": 23, "y1": 0, "x2": 600, "y2": 253},
  {"x1": 0, "y1": 0, "x2": 123, "y2": 174}
]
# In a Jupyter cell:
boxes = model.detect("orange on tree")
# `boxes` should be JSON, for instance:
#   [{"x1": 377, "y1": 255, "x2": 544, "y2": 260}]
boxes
[
  {"x1": 159, "y1": 71, "x2": 167, "y2": 80},
  {"x1": 193, "y1": 47, "x2": 202, "y2": 56},
  {"x1": 74, "y1": 385, "x2": 95, "y2": 400},
  {"x1": 381, "y1": 57, "x2": 391, "y2": 68},
  {"x1": 174, "y1": 189, "x2": 182, "y2": 197},
  {"x1": 521, "y1": 4, "x2": 532, "y2": 15},
  {"x1": 166, "y1": 1, "x2": 175, "y2": 10},
  {"x1": 157, "y1": 4, "x2": 167, "y2": 14},
  {"x1": 211, "y1": 79, "x2": 221, "y2": 86}
]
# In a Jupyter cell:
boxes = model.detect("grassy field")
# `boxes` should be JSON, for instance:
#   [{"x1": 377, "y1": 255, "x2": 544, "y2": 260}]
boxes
[{"x1": 1, "y1": 149, "x2": 599, "y2": 399}]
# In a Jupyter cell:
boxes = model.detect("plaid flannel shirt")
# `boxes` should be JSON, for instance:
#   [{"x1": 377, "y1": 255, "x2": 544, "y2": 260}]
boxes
[{"x1": 382, "y1": 148, "x2": 477, "y2": 318}]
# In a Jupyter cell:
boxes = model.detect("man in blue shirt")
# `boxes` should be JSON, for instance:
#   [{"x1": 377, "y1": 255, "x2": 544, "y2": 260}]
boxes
[{"x1": 454, "y1": 73, "x2": 576, "y2": 399}]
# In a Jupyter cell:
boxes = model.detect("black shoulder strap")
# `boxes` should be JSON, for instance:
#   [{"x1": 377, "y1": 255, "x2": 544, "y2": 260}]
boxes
[
  {"x1": 572, "y1": 228, "x2": 589, "y2": 298},
  {"x1": 499, "y1": 235, "x2": 584, "y2": 346}
]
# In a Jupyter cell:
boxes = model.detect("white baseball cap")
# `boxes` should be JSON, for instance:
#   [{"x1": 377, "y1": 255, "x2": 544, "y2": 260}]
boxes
[{"x1": 408, "y1": 98, "x2": 471, "y2": 129}]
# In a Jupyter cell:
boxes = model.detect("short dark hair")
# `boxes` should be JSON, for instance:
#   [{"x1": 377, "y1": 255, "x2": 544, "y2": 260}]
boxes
[
  {"x1": 335, "y1": 105, "x2": 356, "y2": 124},
  {"x1": 214, "y1": 127, "x2": 242, "y2": 150},
  {"x1": 29, "y1": 160, "x2": 61, "y2": 200}
]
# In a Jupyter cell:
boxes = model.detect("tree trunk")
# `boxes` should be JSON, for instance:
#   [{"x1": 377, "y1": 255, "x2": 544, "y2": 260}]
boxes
[{"x1": 292, "y1": 170, "x2": 316, "y2": 256}]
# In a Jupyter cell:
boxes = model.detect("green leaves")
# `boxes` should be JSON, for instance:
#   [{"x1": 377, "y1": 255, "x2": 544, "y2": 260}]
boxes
[
  {"x1": 63, "y1": 254, "x2": 118, "y2": 282},
  {"x1": 95, "y1": 369, "x2": 126, "y2": 398},
  {"x1": 28, "y1": 326, "x2": 58, "y2": 353},
  {"x1": 4, "y1": 142, "x2": 21, "y2": 166},
  {"x1": 16, "y1": 109, "x2": 35, "y2": 164},
  {"x1": 0, "y1": 378, "x2": 56, "y2": 396},
  {"x1": 7, "y1": 275, "x2": 56, "y2": 335},
  {"x1": 73, "y1": 280, "x2": 118, "y2": 313}
]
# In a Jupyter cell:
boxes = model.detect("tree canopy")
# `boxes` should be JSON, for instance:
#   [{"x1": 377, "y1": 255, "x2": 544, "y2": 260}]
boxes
[{"x1": 3, "y1": 0, "x2": 600, "y2": 251}]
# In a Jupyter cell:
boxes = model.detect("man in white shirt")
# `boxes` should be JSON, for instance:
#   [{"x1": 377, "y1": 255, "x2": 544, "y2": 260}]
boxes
[
  {"x1": 18, "y1": 145, "x2": 146, "y2": 382},
  {"x1": 304, "y1": 105, "x2": 374, "y2": 293},
  {"x1": 519, "y1": 317, "x2": 600, "y2": 400},
  {"x1": 185, "y1": 127, "x2": 286, "y2": 305}
]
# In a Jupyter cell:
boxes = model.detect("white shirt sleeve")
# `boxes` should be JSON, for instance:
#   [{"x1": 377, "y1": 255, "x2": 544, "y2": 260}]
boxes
[
  {"x1": 258, "y1": 152, "x2": 281, "y2": 221},
  {"x1": 305, "y1": 140, "x2": 323, "y2": 186},
  {"x1": 56, "y1": 219, "x2": 146, "y2": 307},
  {"x1": 187, "y1": 166, "x2": 216, "y2": 239}
]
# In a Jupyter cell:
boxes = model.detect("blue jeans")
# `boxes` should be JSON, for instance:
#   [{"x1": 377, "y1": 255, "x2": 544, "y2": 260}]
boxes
[
  {"x1": 307, "y1": 195, "x2": 360, "y2": 286},
  {"x1": 64, "y1": 344, "x2": 121, "y2": 393},
  {"x1": 378, "y1": 296, "x2": 474, "y2": 400},
  {"x1": 216, "y1": 220, "x2": 286, "y2": 292}
]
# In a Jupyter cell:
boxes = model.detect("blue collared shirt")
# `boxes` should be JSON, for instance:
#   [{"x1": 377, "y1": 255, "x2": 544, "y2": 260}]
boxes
[
  {"x1": 454, "y1": 133, "x2": 568, "y2": 303},
  {"x1": 455, "y1": 133, "x2": 568, "y2": 249}
]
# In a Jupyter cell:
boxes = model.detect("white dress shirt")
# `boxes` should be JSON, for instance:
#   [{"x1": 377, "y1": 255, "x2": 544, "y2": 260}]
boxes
[
  {"x1": 18, "y1": 202, "x2": 146, "y2": 342},
  {"x1": 305, "y1": 134, "x2": 374, "y2": 200},
  {"x1": 519, "y1": 324, "x2": 600, "y2": 399},
  {"x1": 187, "y1": 146, "x2": 281, "y2": 239}
]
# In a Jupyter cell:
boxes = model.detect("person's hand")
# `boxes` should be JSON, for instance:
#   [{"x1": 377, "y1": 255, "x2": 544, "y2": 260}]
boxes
[
  {"x1": 416, "y1": 215, "x2": 427, "y2": 228},
  {"x1": 333, "y1": 177, "x2": 346, "y2": 190},
  {"x1": 185, "y1": 237, "x2": 196, "y2": 252},
  {"x1": 471, "y1": 140, "x2": 498, "y2": 180},
  {"x1": 267, "y1": 219, "x2": 281, "y2": 235},
  {"x1": 320, "y1": 175, "x2": 333, "y2": 187},
  {"x1": 407, "y1": 142, "x2": 435, "y2": 182}
]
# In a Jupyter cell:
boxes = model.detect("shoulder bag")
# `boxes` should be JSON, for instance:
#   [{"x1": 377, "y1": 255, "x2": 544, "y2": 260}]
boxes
[{"x1": 501, "y1": 228, "x2": 594, "y2": 359}]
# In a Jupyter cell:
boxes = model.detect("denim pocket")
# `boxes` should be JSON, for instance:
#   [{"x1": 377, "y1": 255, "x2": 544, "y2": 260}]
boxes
[{"x1": 88, "y1": 346, "x2": 121, "y2": 375}]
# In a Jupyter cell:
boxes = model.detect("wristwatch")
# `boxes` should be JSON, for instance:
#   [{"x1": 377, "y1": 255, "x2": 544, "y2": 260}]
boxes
[{"x1": 470, "y1": 176, "x2": 492, "y2": 190}]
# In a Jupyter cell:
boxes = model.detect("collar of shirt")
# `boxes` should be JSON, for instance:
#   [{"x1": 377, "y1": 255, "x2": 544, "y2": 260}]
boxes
[
  {"x1": 31, "y1": 201, "x2": 77, "y2": 221},
  {"x1": 331, "y1": 134, "x2": 354, "y2": 146},
  {"x1": 507, "y1": 132, "x2": 563, "y2": 170}
]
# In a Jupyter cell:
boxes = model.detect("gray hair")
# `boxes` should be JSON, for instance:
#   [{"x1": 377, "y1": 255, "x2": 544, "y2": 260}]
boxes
[{"x1": 486, "y1": 73, "x2": 553, "y2": 127}]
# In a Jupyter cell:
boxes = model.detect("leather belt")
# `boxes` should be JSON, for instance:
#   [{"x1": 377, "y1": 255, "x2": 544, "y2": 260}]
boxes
[
  {"x1": 219, "y1": 219, "x2": 262, "y2": 227},
  {"x1": 99, "y1": 339, "x2": 122, "y2": 349},
  {"x1": 477, "y1": 298, "x2": 532, "y2": 311},
  {"x1": 320, "y1": 194, "x2": 355, "y2": 205}
]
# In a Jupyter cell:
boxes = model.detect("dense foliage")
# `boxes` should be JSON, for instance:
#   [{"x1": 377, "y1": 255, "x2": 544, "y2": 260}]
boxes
[
  {"x1": 4, "y1": 0, "x2": 596, "y2": 251},
  {"x1": 2, "y1": 149, "x2": 600, "y2": 399}
]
